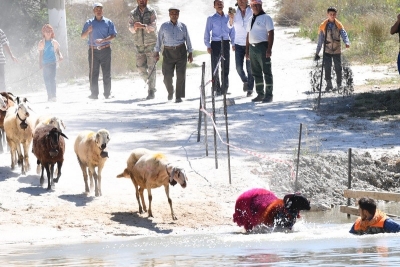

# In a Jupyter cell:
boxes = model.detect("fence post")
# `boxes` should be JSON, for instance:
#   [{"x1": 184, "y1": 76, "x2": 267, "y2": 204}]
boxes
[
  {"x1": 295, "y1": 123, "x2": 302, "y2": 192},
  {"x1": 347, "y1": 148, "x2": 352, "y2": 218}
]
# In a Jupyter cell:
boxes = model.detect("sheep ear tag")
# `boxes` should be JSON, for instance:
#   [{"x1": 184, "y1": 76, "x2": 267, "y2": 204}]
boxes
[{"x1": 100, "y1": 151, "x2": 108, "y2": 158}]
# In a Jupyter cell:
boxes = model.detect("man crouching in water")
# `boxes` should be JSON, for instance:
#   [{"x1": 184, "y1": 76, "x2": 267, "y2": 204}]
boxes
[{"x1": 350, "y1": 197, "x2": 400, "y2": 235}]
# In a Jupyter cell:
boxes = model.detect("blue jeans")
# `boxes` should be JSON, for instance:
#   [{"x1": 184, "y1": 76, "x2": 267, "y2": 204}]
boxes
[
  {"x1": 235, "y1": 44, "x2": 254, "y2": 91},
  {"x1": 43, "y1": 62, "x2": 57, "y2": 99}
]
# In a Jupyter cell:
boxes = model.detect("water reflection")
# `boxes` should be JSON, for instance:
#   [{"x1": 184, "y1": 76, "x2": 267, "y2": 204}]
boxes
[{"x1": 3, "y1": 232, "x2": 400, "y2": 266}]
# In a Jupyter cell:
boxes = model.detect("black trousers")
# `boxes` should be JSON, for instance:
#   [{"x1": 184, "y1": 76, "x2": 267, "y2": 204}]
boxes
[
  {"x1": 211, "y1": 40, "x2": 230, "y2": 93},
  {"x1": 88, "y1": 47, "x2": 112, "y2": 97},
  {"x1": 323, "y1": 53, "x2": 342, "y2": 85},
  {"x1": 162, "y1": 44, "x2": 187, "y2": 98}
]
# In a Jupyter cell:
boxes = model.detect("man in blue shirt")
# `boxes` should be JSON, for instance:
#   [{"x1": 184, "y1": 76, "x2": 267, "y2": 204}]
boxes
[
  {"x1": 81, "y1": 3, "x2": 117, "y2": 99},
  {"x1": 154, "y1": 7, "x2": 193, "y2": 103},
  {"x1": 204, "y1": 0, "x2": 235, "y2": 96}
]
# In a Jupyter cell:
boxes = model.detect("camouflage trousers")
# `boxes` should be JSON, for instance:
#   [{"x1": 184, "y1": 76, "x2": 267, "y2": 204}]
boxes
[{"x1": 135, "y1": 45, "x2": 156, "y2": 92}]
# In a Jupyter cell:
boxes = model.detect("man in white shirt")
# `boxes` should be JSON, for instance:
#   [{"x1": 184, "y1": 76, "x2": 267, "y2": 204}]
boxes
[
  {"x1": 245, "y1": 0, "x2": 274, "y2": 103},
  {"x1": 229, "y1": 0, "x2": 254, "y2": 97}
]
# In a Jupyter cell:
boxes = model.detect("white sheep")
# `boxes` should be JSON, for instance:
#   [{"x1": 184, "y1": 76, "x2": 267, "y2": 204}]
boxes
[
  {"x1": 74, "y1": 129, "x2": 110, "y2": 197},
  {"x1": 3, "y1": 99, "x2": 33, "y2": 174},
  {"x1": 117, "y1": 151, "x2": 187, "y2": 220},
  {"x1": 116, "y1": 148, "x2": 152, "y2": 213}
]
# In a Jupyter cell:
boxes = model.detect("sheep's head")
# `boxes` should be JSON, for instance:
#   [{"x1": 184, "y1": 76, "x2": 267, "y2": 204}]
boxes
[
  {"x1": 47, "y1": 128, "x2": 68, "y2": 157},
  {"x1": 283, "y1": 193, "x2": 311, "y2": 212},
  {"x1": 169, "y1": 166, "x2": 187, "y2": 188},
  {"x1": 48, "y1": 117, "x2": 66, "y2": 132},
  {"x1": 15, "y1": 101, "x2": 30, "y2": 129},
  {"x1": 272, "y1": 193, "x2": 310, "y2": 229},
  {"x1": 95, "y1": 129, "x2": 110, "y2": 157}
]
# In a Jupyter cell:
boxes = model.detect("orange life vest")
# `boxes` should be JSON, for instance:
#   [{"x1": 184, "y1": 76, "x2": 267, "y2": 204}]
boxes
[{"x1": 354, "y1": 210, "x2": 387, "y2": 234}]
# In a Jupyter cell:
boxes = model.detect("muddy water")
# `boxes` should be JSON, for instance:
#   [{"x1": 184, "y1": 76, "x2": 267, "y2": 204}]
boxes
[{"x1": 2, "y1": 206, "x2": 400, "y2": 266}]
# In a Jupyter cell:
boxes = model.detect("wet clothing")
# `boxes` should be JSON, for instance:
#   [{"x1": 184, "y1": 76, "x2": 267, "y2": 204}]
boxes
[
  {"x1": 315, "y1": 19, "x2": 350, "y2": 85},
  {"x1": 230, "y1": 6, "x2": 254, "y2": 92},
  {"x1": 350, "y1": 209, "x2": 400, "y2": 235},
  {"x1": 82, "y1": 16, "x2": 117, "y2": 98},
  {"x1": 155, "y1": 21, "x2": 192, "y2": 99},
  {"x1": 204, "y1": 12, "x2": 235, "y2": 94},
  {"x1": 247, "y1": 12, "x2": 274, "y2": 97},
  {"x1": 0, "y1": 29, "x2": 9, "y2": 90},
  {"x1": 129, "y1": 6, "x2": 157, "y2": 93}
]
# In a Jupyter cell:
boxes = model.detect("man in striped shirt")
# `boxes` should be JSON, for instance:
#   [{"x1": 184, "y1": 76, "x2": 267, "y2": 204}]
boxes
[
  {"x1": 154, "y1": 7, "x2": 193, "y2": 103},
  {"x1": 0, "y1": 29, "x2": 18, "y2": 91}
]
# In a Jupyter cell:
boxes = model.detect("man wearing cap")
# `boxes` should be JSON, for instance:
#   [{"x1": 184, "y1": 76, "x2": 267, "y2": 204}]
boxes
[
  {"x1": 246, "y1": 0, "x2": 274, "y2": 103},
  {"x1": 81, "y1": 3, "x2": 117, "y2": 100},
  {"x1": 228, "y1": 0, "x2": 254, "y2": 97},
  {"x1": 154, "y1": 7, "x2": 193, "y2": 103},
  {"x1": 0, "y1": 29, "x2": 18, "y2": 91},
  {"x1": 204, "y1": 0, "x2": 235, "y2": 96},
  {"x1": 129, "y1": 0, "x2": 158, "y2": 100}
]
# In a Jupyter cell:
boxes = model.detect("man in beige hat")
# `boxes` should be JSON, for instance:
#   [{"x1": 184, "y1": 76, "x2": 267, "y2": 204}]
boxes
[{"x1": 154, "y1": 7, "x2": 193, "y2": 103}]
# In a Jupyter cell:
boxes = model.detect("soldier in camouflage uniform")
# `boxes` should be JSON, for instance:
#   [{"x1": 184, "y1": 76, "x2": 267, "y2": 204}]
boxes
[{"x1": 129, "y1": 0, "x2": 158, "y2": 100}]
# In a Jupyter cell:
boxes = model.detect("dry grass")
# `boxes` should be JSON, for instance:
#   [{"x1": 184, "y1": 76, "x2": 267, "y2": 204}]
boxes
[{"x1": 277, "y1": 0, "x2": 400, "y2": 64}]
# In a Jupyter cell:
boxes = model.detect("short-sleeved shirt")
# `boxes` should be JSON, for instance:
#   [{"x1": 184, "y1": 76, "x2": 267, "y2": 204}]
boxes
[
  {"x1": 0, "y1": 29, "x2": 9, "y2": 65},
  {"x1": 247, "y1": 13, "x2": 274, "y2": 44},
  {"x1": 155, "y1": 21, "x2": 193, "y2": 53},
  {"x1": 82, "y1": 16, "x2": 117, "y2": 46}
]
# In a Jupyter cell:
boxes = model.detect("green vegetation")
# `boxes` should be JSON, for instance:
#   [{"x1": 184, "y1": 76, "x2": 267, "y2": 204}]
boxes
[{"x1": 276, "y1": 0, "x2": 400, "y2": 64}]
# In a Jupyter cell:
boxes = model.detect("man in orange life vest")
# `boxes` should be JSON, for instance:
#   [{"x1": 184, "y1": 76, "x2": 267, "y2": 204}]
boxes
[{"x1": 350, "y1": 197, "x2": 400, "y2": 235}]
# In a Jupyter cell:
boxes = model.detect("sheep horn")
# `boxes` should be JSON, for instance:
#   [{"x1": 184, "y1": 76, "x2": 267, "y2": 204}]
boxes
[{"x1": 60, "y1": 132, "x2": 68, "y2": 139}]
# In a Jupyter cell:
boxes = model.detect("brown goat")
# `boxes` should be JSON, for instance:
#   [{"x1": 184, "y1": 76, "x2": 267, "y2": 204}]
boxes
[
  {"x1": 32, "y1": 124, "x2": 68, "y2": 190},
  {"x1": 118, "y1": 151, "x2": 187, "y2": 220},
  {"x1": 116, "y1": 148, "x2": 152, "y2": 213}
]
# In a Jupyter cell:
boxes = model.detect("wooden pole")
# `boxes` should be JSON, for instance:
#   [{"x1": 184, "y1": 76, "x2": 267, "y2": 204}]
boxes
[
  {"x1": 347, "y1": 148, "x2": 352, "y2": 218},
  {"x1": 211, "y1": 50, "x2": 218, "y2": 169},
  {"x1": 295, "y1": 123, "x2": 302, "y2": 191},
  {"x1": 317, "y1": 25, "x2": 328, "y2": 110},
  {"x1": 221, "y1": 39, "x2": 232, "y2": 183}
]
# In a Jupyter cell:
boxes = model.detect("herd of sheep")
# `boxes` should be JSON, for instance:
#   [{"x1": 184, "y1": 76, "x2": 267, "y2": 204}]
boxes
[
  {"x1": 1, "y1": 92, "x2": 311, "y2": 229},
  {"x1": 0, "y1": 92, "x2": 188, "y2": 220}
]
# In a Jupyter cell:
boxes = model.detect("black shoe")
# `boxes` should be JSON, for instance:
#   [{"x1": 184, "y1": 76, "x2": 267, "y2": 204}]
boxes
[
  {"x1": 168, "y1": 92, "x2": 173, "y2": 100},
  {"x1": 175, "y1": 98, "x2": 182, "y2": 103},
  {"x1": 146, "y1": 91, "x2": 155, "y2": 100},
  {"x1": 251, "y1": 94, "x2": 264, "y2": 102},
  {"x1": 88, "y1": 95, "x2": 98, "y2": 99},
  {"x1": 246, "y1": 91, "x2": 253, "y2": 97},
  {"x1": 243, "y1": 82, "x2": 248, "y2": 92},
  {"x1": 262, "y1": 95, "x2": 273, "y2": 103}
]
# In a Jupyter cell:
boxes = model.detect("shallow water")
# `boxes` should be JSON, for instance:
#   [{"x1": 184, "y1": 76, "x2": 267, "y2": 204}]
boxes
[{"x1": 2, "y1": 206, "x2": 400, "y2": 266}]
